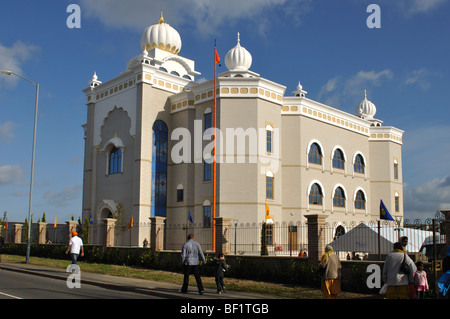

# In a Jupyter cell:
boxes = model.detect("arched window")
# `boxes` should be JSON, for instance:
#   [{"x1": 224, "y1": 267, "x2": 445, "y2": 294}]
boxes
[
  {"x1": 109, "y1": 147, "x2": 122, "y2": 175},
  {"x1": 334, "y1": 225, "x2": 346, "y2": 240},
  {"x1": 170, "y1": 71, "x2": 180, "y2": 76},
  {"x1": 394, "y1": 159, "x2": 399, "y2": 180},
  {"x1": 177, "y1": 184, "x2": 184, "y2": 202},
  {"x1": 332, "y1": 149, "x2": 345, "y2": 169},
  {"x1": 266, "y1": 171, "x2": 274, "y2": 199},
  {"x1": 204, "y1": 108, "x2": 212, "y2": 132},
  {"x1": 308, "y1": 143, "x2": 322, "y2": 165},
  {"x1": 395, "y1": 191, "x2": 400, "y2": 212},
  {"x1": 354, "y1": 190, "x2": 366, "y2": 210},
  {"x1": 354, "y1": 154, "x2": 365, "y2": 174},
  {"x1": 182, "y1": 74, "x2": 192, "y2": 80},
  {"x1": 203, "y1": 200, "x2": 211, "y2": 227},
  {"x1": 151, "y1": 120, "x2": 168, "y2": 217},
  {"x1": 266, "y1": 125, "x2": 273, "y2": 153},
  {"x1": 309, "y1": 183, "x2": 323, "y2": 205},
  {"x1": 333, "y1": 187, "x2": 345, "y2": 207}
]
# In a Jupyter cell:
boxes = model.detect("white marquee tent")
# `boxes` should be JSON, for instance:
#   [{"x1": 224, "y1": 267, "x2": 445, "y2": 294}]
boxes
[{"x1": 330, "y1": 223, "x2": 434, "y2": 255}]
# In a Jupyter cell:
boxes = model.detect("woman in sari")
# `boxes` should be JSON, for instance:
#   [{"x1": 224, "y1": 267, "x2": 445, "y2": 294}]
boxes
[{"x1": 319, "y1": 245, "x2": 342, "y2": 299}]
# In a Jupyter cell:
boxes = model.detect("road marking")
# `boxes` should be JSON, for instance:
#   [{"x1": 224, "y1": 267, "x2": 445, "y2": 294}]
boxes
[{"x1": 0, "y1": 291, "x2": 23, "y2": 299}]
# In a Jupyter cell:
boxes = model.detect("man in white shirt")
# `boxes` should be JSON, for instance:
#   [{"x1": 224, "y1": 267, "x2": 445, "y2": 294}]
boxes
[{"x1": 65, "y1": 231, "x2": 84, "y2": 264}]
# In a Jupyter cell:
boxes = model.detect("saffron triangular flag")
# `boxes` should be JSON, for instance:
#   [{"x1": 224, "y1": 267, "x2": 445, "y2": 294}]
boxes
[
  {"x1": 54, "y1": 216, "x2": 57, "y2": 228},
  {"x1": 380, "y1": 199, "x2": 395, "y2": 221},
  {"x1": 128, "y1": 216, "x2": 133, "y2": 230},
  {"x1": 215, "y1": 47, "x2": 220, "y2": 64}
]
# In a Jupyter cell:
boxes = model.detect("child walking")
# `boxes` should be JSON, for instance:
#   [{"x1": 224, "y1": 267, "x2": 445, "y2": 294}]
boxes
[
  {"x1": 414, "y1": 261, "x2": 429, "y2": 299},
  {"x1": 214, "y1": 253, "x2": 229, "y2": 294}
]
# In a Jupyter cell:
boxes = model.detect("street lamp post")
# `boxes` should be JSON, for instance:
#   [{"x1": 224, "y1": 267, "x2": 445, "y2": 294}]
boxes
[{"x1": 0, "y1": 69, "x2": 39, "y2": 264}]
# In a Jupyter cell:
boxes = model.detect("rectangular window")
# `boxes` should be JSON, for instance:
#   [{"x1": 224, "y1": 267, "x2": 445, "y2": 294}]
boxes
[
  {"x1": 266, "y1": 176, "x2": 274, "y2": 199},
  {"x1": 265, "y1": 224, "x2": 273, "y2": 246},
  {"x1": 203, "y1": 205, "x2": 211, "y2": 227},
  {"x1": 177, "y1": 189, "x2": 184, "y2": 202},
  {"x1": 394, "y1": 163, "x2": 399, "y2": 180},
  {"x1": 204, "y1": 161, "x2": 212, "y2": 181},
  {"x1": 395, "y1": 196, "x2": 400, "y2": 212},
  {"x1": 266, "y1": 130, "x2": 272, "y2": 153},
  {"x1": 204, "y1": 113, "x2": 212, "y2": 131}
]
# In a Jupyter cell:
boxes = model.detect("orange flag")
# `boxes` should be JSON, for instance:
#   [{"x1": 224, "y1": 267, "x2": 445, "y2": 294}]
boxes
[
  {"x1": 54, "y1": 216, "x2": 57, "y2": 228},
  {"x1": 128, "y1": 216, "x2": 133, "y2": 230},
  {"x1": 215, "y1": 47, "x2": 220, "y2": 64},
  {"x1": 265, "y1": 203, "x2": 273, "y2": 224}
]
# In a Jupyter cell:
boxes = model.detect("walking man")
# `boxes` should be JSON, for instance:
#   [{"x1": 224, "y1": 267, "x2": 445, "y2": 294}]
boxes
[
  {"x1": 179, "y1": 234, "x2": 205, "y2": 294},
  {"x1": 65, "y1": 231, "x2": 84, "y2": 264}
]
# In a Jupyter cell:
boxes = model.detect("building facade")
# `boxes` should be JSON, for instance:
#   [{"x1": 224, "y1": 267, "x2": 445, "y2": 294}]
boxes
[{"x1": 81, "y1": 13, "x2": 404, "y2": 248}]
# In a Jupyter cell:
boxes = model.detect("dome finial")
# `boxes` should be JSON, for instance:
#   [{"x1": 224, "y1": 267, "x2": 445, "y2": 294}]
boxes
[
  {"x1": 357, "y1": 89, "x2": 376, "y2": 119},
  {"x1": 225, "y1": 32, "x2": 252, "y2": 71},
  {"x1": 158, "y1": 4, "x2": 165, "y2": 24}
]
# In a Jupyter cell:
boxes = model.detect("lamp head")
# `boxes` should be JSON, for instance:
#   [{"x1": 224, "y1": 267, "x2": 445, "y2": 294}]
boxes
[{"x1": 0, "y1": 69, "x2": 13, "y2": 75}]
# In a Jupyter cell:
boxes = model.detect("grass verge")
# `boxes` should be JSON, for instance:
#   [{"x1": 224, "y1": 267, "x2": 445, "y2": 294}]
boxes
[{"x1": 0, "y1": 254, "x2": 375, "y2": 299}]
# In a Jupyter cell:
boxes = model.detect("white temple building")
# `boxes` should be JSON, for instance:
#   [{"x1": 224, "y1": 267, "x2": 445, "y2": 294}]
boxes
[{"x1": 81, "y1": 11, "x2": 404, "y2": 248}]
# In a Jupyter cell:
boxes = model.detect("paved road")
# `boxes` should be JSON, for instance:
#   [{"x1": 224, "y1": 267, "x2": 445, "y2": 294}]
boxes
[{"x1": 0, "y1": 262, "x2": 276, "y2": 300}]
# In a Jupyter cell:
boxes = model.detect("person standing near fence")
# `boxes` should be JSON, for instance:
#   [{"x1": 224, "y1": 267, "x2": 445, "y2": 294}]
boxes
[
  {"x1": 65, "y1": 231, "x2": 84, "y2": 264},
  {"x1": 382, "y1": 242, "x2": 416, "y2": 299},
  {"x1": 179, "y1": 234, "x2": 205, "y2": 295},
  {"x1": 414, "y1": 261, "x2": 428, "y2": 299},
  {"x1": 214, "y1": 253, "x2": 229, "y2": 294},
  {"x1": 319, "y1": 245, "x2": 342, "y2": 299}
]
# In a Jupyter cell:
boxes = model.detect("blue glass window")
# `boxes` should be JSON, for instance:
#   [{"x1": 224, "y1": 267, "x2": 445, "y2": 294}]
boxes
[
  {"x1": 266, "y1": 176, "x2": 274, "y2": 199},
  {"x1": 333, "y1": 187, "x2": 345, "y2": 207},
  {"x1": 332, "y1": 149, "x2": 345, "y2": 169},
  {"x1": 308, "y1": 143, "x2": 322, "y2": 165},
  {"x1": 266, "y1": 130, "x2": 272, "y2": 153},
  {"x1": 309, "y1": 183, "x2": 323, "y2": 205},
  {"x1": 354, "y1": 154, "x2": 365, "y2": 174},
  {"x1": 355, "y1": 190, "x2": 366, "y2": 209},
  {"x1": 109, "y1": 147, "x2": 122, "y2": 175},
  {"x1": 151, "y1": 121, "x2": 168, "y2": 217},
  {"x1": 204, "y1": 112, "x2": 212, "y2": 131},
  {"x1": 204, "y1": 161, "x2": 212, "y2": 181},
  {"x1": 203, "y1": 205, "x2": 211, "y2": 227}
]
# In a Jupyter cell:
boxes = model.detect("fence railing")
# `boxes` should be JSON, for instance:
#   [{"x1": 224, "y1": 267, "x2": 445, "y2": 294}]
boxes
[{"x1": 1, "y1": 214, "x2": 446, "y2": 261}]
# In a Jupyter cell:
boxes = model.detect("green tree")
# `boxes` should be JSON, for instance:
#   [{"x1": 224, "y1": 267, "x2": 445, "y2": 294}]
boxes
[{"x1": 261, "y1": 222, "x2": 268, "y2": 256}]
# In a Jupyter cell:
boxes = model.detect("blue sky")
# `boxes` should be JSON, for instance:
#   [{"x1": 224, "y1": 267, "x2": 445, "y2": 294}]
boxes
[{"x1": 0, "y1": 0, "x2": 449, "y2": 224}]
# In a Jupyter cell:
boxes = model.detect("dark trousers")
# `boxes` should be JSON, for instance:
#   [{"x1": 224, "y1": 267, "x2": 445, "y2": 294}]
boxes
[
  {"x1": 181, "y1": 264, "x2": 204, "y2": 293},
  {"x1": 215, "y1": 275, "x2": 224, "y2": 292},
  {"x1": 70, "y1": 253, "x2": 79, "y2": 264}
]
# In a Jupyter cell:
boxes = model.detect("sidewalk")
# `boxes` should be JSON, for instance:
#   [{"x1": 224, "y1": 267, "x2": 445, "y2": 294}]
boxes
[{"x1": 0, "y1": 262, "x2": 280, "y2": 299}]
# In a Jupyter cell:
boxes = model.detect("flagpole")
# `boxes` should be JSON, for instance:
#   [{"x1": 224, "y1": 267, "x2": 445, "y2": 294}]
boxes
[{"x1": 212, "y1": 40, "x2": 219, "y2": 252}]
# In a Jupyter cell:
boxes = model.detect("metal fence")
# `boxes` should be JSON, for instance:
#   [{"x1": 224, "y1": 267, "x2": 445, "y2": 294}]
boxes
[
  {"x1": 1, "y1": 213, "x2": 446, "y2": 261},
  {"x1": 229, "y1": 222, "x2": 309, "y2": 257}
]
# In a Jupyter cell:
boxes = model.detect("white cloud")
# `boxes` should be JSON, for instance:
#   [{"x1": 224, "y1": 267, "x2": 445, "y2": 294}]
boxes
[
  {"x1": 80, "y1": 0, "x2": 311, "y2": 37},
  {"x1": 378, "y1": 0, "x2": 446, "y2": 17},
  {"x1": 404, "y1": 68, "x2": 441, "y2": 90},
  {"x1": 43, "y1": 185, "x2": 82, "y2": 207},
  {"x1": 317, "y1": 69, "x2": 393, "y2": 108},
  {"x1": 0, "y1": 41, "x2": 40, "y2": 87},
  {"x1": 404, "y1": 175, "x2": 450, "y2": 221},
  {"x1": 0, "y1": 165, "x2": 25, "y2": 184},
  {"x1": 0, "y1": 121, "x2": 15, "y2": 143},
  {"x1": 403, "y1": 0, "x2": 446, "y2": 15}
]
